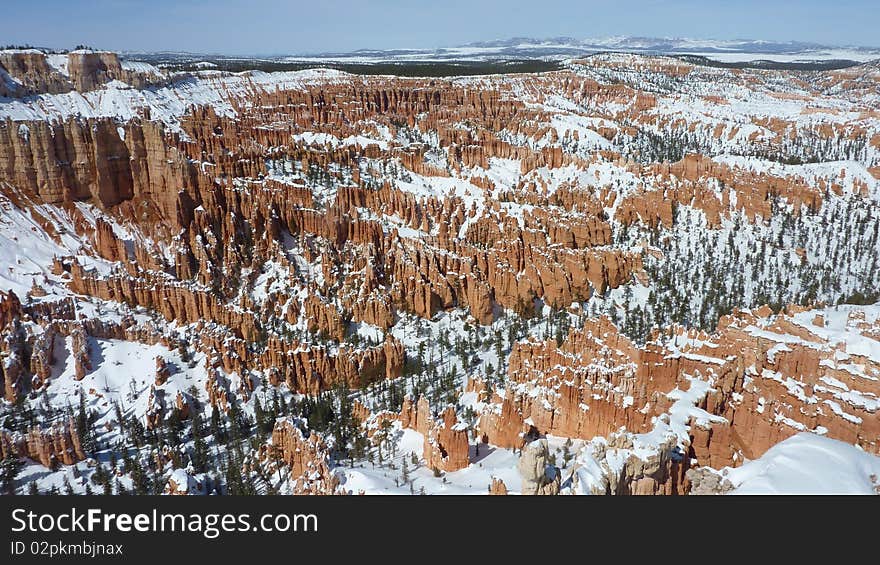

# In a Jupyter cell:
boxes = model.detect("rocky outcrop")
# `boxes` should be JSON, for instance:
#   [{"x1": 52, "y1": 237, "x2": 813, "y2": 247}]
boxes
[
  {"x1": 0, "y1": 291, "x2": 26, "y2": 401},
  {"x1": 0, "y1": 419, "x2": 86, "y2": 468},
  {"x1": 424, "y1": 406, "x2": 470, "y2": 473},
  {"x1": 154, "y1": 356, "x2": 170, "y2": 385},
  {"x1": 144, "y1": 385, "x2": 190, "y2": 429},
  {"x1": 399, "y1": 394, "x2": 433, "y2": 436},
  {"x1": 397, "y1": 396, "x2": 472, "y2": 473},
  {"x1": 269, "y1": 418, "x2": 342, "y2": 495},
  {"x1": 0, "y1": 50, "x2": 163, "y2": 97},
  {"x1": 165, "y1": 468, "x2": 205, "y2": 495},
  {"x1": 29, "y1": 326, "x2": 55, "y2": 388},
  {"x1": 481, "y1": 304, "x2": 880, "y2": 489},
  {"x1": 0, "y1": 118, "x2": 146, "y2": 208},
  {"x1": 0, "y1": 326, "x2": 26, "y2": 403},
  {"x1": 255, "y1": 334, "x2": 404, "y2": 394},
  {"x1": 69, "y1": 323, "x2": 91, "y2": 381},
  {"x1": 518, "y1": 439, "x2": 560, "y2": 495},
  {"x1": 488, "y1": 477, "x2": 508, "y2": 495},
  {"x1": 304, "y1": 295, "x2": 349, "y2": 341},
  {"x1": 93, "y1": 217, "x2": 126, "y2": 262},
  {"x1": 68, "y1": 261, "x2": 263, "y2": 342},
  {"x1": 67, "y1": 51, "x2": 123, "y2": 92},
  {"x1": 477, "y1": 391, "x2": 527, "y2": 449},
  {"x1": 685, "y1": 467, "x2": 734, "y2": 495},
  {"x1": 599, "y1": 436, "x2": 690, "y2": 495},
  {"x1": 0, "y1": 50, "x2": 70, "y2": 95}
]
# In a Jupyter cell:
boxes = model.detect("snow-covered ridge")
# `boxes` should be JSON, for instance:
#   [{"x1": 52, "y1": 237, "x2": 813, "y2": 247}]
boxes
[
  {"x1": 727, "y1": 433, "x2": 880, "y2": 494},
  {"x1": 0, "y1": 67, "x2": 348, "y2": 130}
]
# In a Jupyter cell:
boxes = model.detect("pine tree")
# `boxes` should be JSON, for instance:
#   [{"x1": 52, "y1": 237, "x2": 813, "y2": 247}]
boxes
[
  {"x1": 131, "y1": 465, "x2": 151, "y2": 495},
  {"x1": 191, "y1": 434, "x2": 209, "y2": 474},
  {"x1": 114, "y1": 402, "x2": 125, "y2": 434},
  {"x1": 271, "y1": 388, "x2": 281, "y2": 419},
  {"x1": 254, "y1": 395, "x2": 266, "y2": 437},
  {"x1": 0, "y1": 456, "x2": 25, "y2": 495},
  {"x1": 75, "y1": 389, "x2": 93, "y2": 453},
  {"x1": 210, "y1": 408, "x2": 226, "y2": 444}
]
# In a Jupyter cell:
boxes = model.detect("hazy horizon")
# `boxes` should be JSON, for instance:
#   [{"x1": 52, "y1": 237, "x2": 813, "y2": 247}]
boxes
[{"x1": 4, "y1": 0, "x2": 879, "y2": 56}]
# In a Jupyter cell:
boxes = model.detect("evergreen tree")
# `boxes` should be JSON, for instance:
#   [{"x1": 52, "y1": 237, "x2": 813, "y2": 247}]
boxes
[
  {"x1": 75, "y1": 389, "x2": 94, "y2": 453},
  {"x1": 0, "y1": 456, "x2": 25, "y2": 495},
  {"x1": 254, "y1": 395, "x2": 265, "y2": 432},
  {"x1": 210, "y1": 407, "x2": 226, "y2": 443}
]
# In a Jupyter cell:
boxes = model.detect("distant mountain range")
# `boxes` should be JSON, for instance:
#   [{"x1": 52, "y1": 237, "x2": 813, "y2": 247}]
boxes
[
  {"x1": 119, "y1": 36, "x2": 880, "y2": 72},
  {"x1": 279, "y1": 36, "x2": 880, "y2": 64},
  {"x1": 464, "y1": 36, "x2": 833, "y2": 52}
]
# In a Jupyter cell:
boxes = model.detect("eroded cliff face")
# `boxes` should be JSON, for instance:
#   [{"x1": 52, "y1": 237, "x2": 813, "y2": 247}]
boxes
[
  {"x1": 0, "y1": 418, "x2": 86, "y2": 468},
  {"x1": 478, "y1": 305, "x2": 880, "y2": 492},
  {"x1": 0, "y1": 49, "x2": 164, "y2": 97},
  {"x1": 1, "y1": 49, "x2": 878, "y2": 494},
  {"x1": 0, "y1": 117, "x2": 195, "y2": 228},
  {"x1": 0, "y1": 74, "x2": 658, "y2": 404},
  {"x1": 395, "y1": 395, "x2": 471, "y2": 472},
  {"x1": 269, "y1": 418, "x2": 342, "y2": 494},
  {"x1": 0, "y1": 290, "x2": 26, "y2": 402},
  {"x1": 3, "y1": 63, "x2": 854, "y2": 358},
  {"x1": 0, "y1": 51, "x2": 71, "y2": 96}
]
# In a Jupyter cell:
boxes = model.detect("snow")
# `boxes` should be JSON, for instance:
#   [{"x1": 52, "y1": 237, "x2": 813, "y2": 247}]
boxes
[
  {"x1": 725, "y1": 433, "x2": 880, "y2": 495},
  {"x1": 46, "y1": 54, "x2": 69, "y2": 77},
  {"x1": 0, "y1": 68, "x2": 349, "y2": 132},
  {"x1": 2, "y1": 47, "x2": 879, "y2": 497},
  {"x1": 291, "y1": 131, "x2": 389, "y2": 150},
  {"x1": 790, "y1": 306, "x2": 880, "y2": 366},
  {"x1": 544, "y1": 113, "x2": 613, "y2": 151},
  {"x1": 572, "y1": 441, "x2": 609, "y2": 494},
  {"x1": 281, "y1": 38, "x2": 880, "y2": 64},
  {"x1": 822, "y1": 399, "x2": 863, "y2": 424},
  {"x1": 337, "y1": 422, "x2": 522, "y2": 495},
  {"x1": 685, "y1": 49, "x2": 880, "y2": 64},
  {"x1": 0, "y1": 195, "x2": 117, "y2": 296},
  {"x1": 120, "y1": 60, "x2": 162, "y2": 75},
  {"x1": 658, "y1": 376, "x2": 727, "y2": 443},
  {"x1": 250, "y1": 260, "x2": 288, "y2": 303},
  {"x1": 47, "y1": 337, "x2": 208, "y2": 426},
  {"x1": 169, "y1": 468, "x2": 191, "y2": 492}
]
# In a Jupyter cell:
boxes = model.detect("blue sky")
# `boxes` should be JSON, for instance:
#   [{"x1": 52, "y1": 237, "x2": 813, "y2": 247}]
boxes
[{"x1": 5, "y1": 0, "x2": 877, "y2": 54}]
